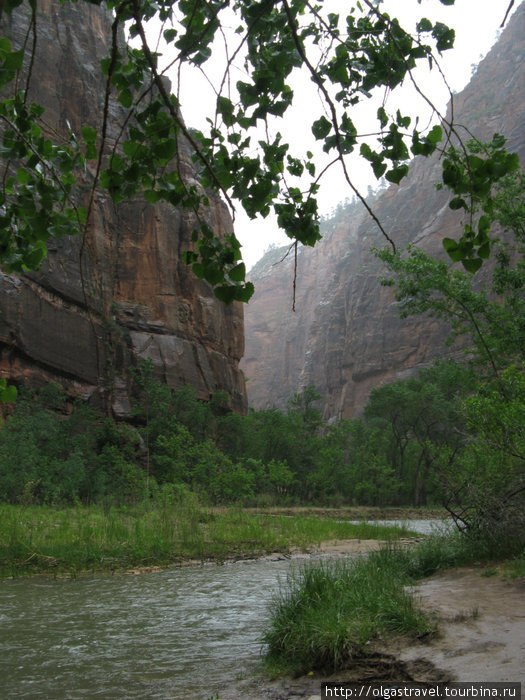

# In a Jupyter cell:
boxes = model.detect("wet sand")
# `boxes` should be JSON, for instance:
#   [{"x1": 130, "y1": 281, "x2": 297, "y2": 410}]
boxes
[
  {"x1": 219, "y1": 564, "x2": 525, "y2": 700},
  {"x1": 399, "y1": 568, "x2": 525, "y2": 689}
]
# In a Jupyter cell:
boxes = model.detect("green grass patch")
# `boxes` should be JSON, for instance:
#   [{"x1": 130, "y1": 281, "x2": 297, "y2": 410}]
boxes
[
  {"x1": 0, "y1": 498, "x2": 412, "y2": 578},
  {"x1": 262, "y1": 548, "x2": 436, "y2": 676},
  {"x1": 262, "y1": 530, "x2": 525, "y2": 676}
]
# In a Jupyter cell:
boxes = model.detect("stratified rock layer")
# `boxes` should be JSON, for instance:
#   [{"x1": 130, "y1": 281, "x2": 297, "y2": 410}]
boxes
[
  {"x1": 242, "y1": 5, "x2": 525, "y2": 418},
  {"x1": 0, "y1": 0, "x2": 246, "y2": 414}
]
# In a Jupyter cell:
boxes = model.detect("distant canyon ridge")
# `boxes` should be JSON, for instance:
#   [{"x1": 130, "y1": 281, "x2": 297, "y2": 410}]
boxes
[{"x1": 241, "y1": 4, "x2": 525, "y2": 419}]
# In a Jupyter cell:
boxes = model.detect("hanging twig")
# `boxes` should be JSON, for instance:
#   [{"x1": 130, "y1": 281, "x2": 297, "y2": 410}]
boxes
[{"x1": 500, "y1": 1, "x2": 515, "y2": 27}]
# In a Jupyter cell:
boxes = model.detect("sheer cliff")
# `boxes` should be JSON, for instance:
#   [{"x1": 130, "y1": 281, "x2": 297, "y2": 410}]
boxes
[
  {"x1": 242, "y1": 4, "x2": 525, "y2": 418},
  {"x1": 0, "y1": 0, "x2": 246, "y2": 414}
]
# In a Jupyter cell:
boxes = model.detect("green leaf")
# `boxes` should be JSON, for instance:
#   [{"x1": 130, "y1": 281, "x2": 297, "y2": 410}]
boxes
[
  {"x1": 432, "y1": 22, "x2": 455, "y2": 52},
  {"x1": 118, "y1": 88, "x2": 133, "y2": 109},
  {"x1": 377, "y1": 106, "x2": 388, "y2": 128},
  {"x1": 81, "y1": 126, "x2": 97, "y2": 143},
  {"x1": 0, "y1": 383, "x2": 17, "y2": 403},
  {"x1": 449, "y1": 196, "x2": 467, "y2": 210},
  {"x1": 192, "y1": 262, "x2": 206, "y2": 279},
  {"x1": 235, "y1": 281, "x2": 254, "y2": 303},
  {"x1": 396, "y1": 111, "x2": 411, "y2": 128},
  {"x1": 0, "y1": 38, "x2": 12, "y2": 55},
  {"x1": 163, "y1": 28, "x2": 177, "y2": 42},
  {"x1": 144, "y1": 189, "x2": 161, "y2": 204},
  {"x1": 360, "y1": 143, "x2": 373, "y2": 161},
  {"x1": 2, "y1": 48, "x2": 24, "y2": 70},
  {"x1": 312, "y1": 116, "x2": 331, "y2": 140},
  {"x1": 442, "y1": 237, "x2": 458, "y2": 252},
  {"x1": 372, "y1": 161, "x2": 387, "y2": 179},
  {"x1": 478, "y1": 241, "x2": 491, "y2": 259},
  {"x1": 478, "y1": 214, "x2": 491, "y2": 235},
  {"x1": 385, "y1": 164, "x2": 409, "y2": 184},
  {"x1": 17, "y1": 168, "x2": 31, "y2": 185},
  {"x1": 416, "y1": 18, "x2": 433, "y2": 32},
  {"x1": 443, "y1": 238, "x2": 463, "y2": 262},
  {"x1": 214, "y1": 285, "x2": 237, "y2": 304},
  {"x1": 427, "y1": 125, "x2": 443, "y2": 144},
  {"x1": 228, "y1": 262, "x2": 246, "y2": 282},
  {"x1": 217, "y1": 96, "x2": 235, "y2": 127},
  {"x1": 462, "y1": 258, "x2": 482, "y2": 273},
  {"x1": 4, "y1": 0, "x2": 26, "y2": 13}
]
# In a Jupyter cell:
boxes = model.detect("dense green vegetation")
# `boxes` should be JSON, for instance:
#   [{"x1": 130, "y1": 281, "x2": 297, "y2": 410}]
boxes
[
  {"x1": 0, "y1": 365, "x2": 482, "y2": 508},
  {"x1": 259, "y1": 170, "x2": 524, "y2": 677},
  {"x1": 264, "y1": 546, "x2": 435, "y2": 676},
  {"x1": 0, "y1": 500, "x2": 412, "y2": 577},
  {"x1": 1, "y1": 1, "x2": 518, "y2": 303},
  {"x1": 377, "y1": 171, "x2": 525, "y2": 536},
  {"x1": 1, "y1": 174, "x2": 523, "y2": 547},
  {"x1": 0, "y1": 349, "x2": 521, "y2": 521}
]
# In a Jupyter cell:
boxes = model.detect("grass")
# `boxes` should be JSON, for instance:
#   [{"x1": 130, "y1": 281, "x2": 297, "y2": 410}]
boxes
[
  {"x1": 0, "y1": 495, "x2": 415, "y2": 578},
  {"x1": 262, "y1": 529, "x2": 525, "y2": 676},
  {"x1": 505, "y1": 552, "x2": 525, "y2": 578},
  {"x1": 262, "y1": 547, "x2": 437, "y2": 676}
]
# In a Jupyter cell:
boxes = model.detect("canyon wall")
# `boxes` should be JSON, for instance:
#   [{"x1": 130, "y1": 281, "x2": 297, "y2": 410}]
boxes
[
  {"x1": 242, "y1": 4, "x2": 525, "y2": 418},
  {"x1": 0, "y1": 0, "x2": 247, "y2": 414}
]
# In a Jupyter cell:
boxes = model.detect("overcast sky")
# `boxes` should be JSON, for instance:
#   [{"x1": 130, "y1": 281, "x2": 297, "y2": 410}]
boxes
[{"x1": 152, "y1": 0, "x2": 520, "y2": 269}]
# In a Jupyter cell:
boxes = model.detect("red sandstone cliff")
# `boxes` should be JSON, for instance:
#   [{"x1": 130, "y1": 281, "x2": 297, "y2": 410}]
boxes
[
  {"x1": 242, "y1": 5, "x2": 525, "y2": 418},
  {"x1": 0, "y1": 0, "x2": 247, "y2": 414}
]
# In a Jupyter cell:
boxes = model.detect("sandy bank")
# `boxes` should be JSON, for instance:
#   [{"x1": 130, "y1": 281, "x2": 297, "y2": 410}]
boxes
[{"x1": 219, "y1": 566, "x2": 525, "y2": 700}]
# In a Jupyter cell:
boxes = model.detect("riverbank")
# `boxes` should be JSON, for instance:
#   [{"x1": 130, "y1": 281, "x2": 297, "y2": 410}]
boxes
[
  {"x1": 0, "y1": 501, "x2": 421, "y2": 578},
  {"x1": 220, "y1": 564, "x2": 525, "y2": 700},
  {"x1": 237, "y1": 506, "x2": 447, "y2": 520},
  {"x1": 233, "y1": 528, "x2": 525, "y2": 700}
]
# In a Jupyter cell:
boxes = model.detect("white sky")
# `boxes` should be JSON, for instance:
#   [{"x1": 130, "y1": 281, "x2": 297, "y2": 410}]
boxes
[{"x1": 145, "y1": 0, "x2": 520, "y2": 269}]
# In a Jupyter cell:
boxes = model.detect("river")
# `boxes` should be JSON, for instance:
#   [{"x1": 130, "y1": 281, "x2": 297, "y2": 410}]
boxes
[{"x1": 0, "y1": 520, "x2": 446, "y2": 699}]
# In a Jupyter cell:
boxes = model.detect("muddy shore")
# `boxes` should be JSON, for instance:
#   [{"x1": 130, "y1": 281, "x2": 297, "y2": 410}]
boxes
[{"x1": 217, "y1": 558, "x2": 524, "y2": 700}]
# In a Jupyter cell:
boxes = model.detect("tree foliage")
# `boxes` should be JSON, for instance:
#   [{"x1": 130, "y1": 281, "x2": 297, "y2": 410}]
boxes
[
  {"x1": 377, "y1": 171, "x2": 525, "y2": 532},
  {"x1": 377, "y1": 172, "x2": 525, "y2": 381},
  {"x1": 0, "y1": 0, "x2": 519, "y2": 302}
]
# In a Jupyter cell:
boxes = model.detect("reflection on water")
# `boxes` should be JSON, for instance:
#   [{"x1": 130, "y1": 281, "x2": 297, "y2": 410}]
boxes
[{"x1": 0, "y1": 520, "x2": 449, "y2": 699}]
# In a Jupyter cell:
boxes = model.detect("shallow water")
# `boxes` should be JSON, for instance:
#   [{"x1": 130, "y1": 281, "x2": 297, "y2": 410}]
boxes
[
  {"x1": 0, "y1": 520, "x2": 448, "y2": 699},
  {"x1": 0, "y1": 557, "x2": 303, "y2": 699},
  {"x1": 352, "y1": 518, "x2": 452, "y2": 535}
]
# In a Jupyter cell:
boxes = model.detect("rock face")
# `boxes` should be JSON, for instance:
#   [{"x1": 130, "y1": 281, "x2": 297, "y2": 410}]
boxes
[
  {"x1": 0, "y1": 0, "x2": 247, "y2": 414},
  {"x1": 242, "y1": 5, "x2": 525, "y2": 418}
]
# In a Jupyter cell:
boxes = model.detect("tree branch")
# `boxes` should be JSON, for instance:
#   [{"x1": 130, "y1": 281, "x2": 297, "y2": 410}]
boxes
[{"x1": 281, "y1": 0, "x2": 396, "y2": 252}]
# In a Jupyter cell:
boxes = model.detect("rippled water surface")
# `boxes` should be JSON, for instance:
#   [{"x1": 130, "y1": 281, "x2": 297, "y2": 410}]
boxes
[
  {"x1": 0, "y1": 558, "x2": 299, "y2": 699},
  {"x1": 0, "y1": 519, "x2": 448, "y2": 699}
]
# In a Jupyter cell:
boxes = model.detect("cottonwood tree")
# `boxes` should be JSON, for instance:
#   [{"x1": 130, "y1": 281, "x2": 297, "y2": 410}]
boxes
[
  {"x1": 377, "y1": 171, "x2": 525, "y2": 531},
  {"x1": 0, "y1": 0, "x2": 520, "y2": 305}
]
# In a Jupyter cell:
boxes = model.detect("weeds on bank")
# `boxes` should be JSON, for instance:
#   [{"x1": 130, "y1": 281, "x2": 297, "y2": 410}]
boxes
[
  {"x1": 0, "y1": 494, "x2": 413, "y2": 578},
  {"x1": 262, "y1": 530, "x2": 525, "y2": 676},
  {"x1": 262, "y1": 547, "x2": 436, "y2": 676}
]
